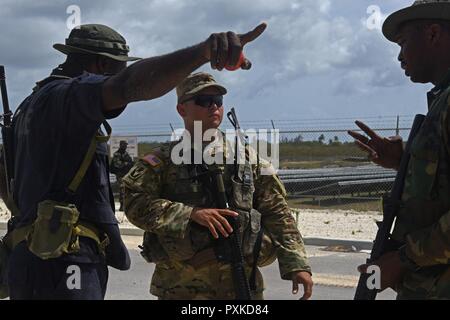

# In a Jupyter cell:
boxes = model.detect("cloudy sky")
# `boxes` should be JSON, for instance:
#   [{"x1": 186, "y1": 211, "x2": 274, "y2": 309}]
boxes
[{"x1": 0, "y1": 0, "x2": 432, "y2": 134}]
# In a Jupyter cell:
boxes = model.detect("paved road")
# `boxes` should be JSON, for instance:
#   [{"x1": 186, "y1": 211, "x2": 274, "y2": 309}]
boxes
[
  {"x1": 0, "y1": 230, "x2": 395, "y2": 300},
  {"x1": 105, "y1": 236, "x2": 396, "y2": 300}
]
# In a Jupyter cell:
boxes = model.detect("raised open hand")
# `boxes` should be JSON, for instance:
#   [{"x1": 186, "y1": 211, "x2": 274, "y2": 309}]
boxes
[{"x1": 348, "y1": 121, "x2": 404, "y2": 170}]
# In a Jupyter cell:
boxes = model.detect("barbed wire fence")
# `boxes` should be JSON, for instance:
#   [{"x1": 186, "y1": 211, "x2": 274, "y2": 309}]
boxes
[{"x1": 107, "y1": 115, "x2": 414, "y2": 212}]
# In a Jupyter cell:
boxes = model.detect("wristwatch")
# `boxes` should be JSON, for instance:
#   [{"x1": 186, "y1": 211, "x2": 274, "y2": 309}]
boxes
[{"x1": 398, "y1": 245, "x2": 421, "y2": 272}]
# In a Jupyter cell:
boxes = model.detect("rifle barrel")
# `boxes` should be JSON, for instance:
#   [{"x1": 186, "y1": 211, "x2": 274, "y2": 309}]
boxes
[
  {"x1": 0, "y1": 65, "x2": 13, "y2": 198},
  {"x1": 0, "y1": 66, "x2": 12, "y2": 126}
]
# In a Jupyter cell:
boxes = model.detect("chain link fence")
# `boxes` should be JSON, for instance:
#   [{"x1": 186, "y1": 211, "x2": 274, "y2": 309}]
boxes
[
  {"x1": 107, "y1": 115, "x2": 414, "y2": 212},
  {"x1": 0, "y1": 115, "x2": 414, "y2": 215},
  {"x1": 273, "y1": 116, "x2": 413, "y2": 212},
  {"x1": 0, "y1": 115, "x2": 414, "y2": 212}
]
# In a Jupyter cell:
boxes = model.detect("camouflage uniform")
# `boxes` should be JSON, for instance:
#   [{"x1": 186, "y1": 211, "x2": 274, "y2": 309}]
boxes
[
  {"x1": 122, "y1": 139, "x2": 311, "y2": 300},
  {"x1": 110, "y1": 143, "x2": 134, "y2": 210},
  {"x1": 382, "y1": 0, "x2": 450, "y2": 300},
  {"x1": 390, "y1": 72, "x2": 450, "y2": 299}
]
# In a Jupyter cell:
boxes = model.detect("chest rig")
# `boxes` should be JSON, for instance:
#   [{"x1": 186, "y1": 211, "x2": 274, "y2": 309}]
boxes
[{"x1": 140, "y1": 142, "x2": 263, "y2": 264}]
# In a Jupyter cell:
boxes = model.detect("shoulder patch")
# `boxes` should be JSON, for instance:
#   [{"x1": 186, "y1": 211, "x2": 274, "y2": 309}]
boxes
[
  {"x1": 142, "y1": 154, "x2": 163, "y2": 167},
  {"x1": 127, "y1": 164, "x2": 146, "y2": 181}
]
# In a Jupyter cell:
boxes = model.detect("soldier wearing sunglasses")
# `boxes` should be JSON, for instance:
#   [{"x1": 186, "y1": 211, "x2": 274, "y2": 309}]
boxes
[{"x1": 122, "y1": 72, "x2": 313, "y2": 300}]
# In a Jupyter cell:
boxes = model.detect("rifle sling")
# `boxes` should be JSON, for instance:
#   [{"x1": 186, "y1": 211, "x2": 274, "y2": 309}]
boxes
[{"x1": 67, "y1": 121, "x2": 111, "y2": 194}]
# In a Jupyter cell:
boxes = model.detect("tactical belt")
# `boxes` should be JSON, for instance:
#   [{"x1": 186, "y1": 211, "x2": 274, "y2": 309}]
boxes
[
  {"x1": 3, "y1": 220, "x2": 109, "y2": 256},
  {"x1": 4, "y1": 121, "x2": 112, "y2": 255}
]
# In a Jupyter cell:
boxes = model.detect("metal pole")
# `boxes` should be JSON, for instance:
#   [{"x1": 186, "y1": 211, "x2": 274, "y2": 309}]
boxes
[{"x1": 396, "y1": 115, "x2": 400, "y2": 136}]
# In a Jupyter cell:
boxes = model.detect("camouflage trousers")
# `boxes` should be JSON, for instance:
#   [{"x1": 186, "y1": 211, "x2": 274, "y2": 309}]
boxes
[
  {"x1": 396, "y1": 266, "x2": 450, "y2": 300},
  {"x1": 150, "y1": 260, "x2": 264, "y2": 300}
]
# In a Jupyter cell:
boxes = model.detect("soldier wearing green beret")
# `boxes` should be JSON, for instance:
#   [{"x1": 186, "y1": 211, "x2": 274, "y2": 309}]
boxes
[{"x1": 349, "y1": 0, "x2": 450, "y2": 299}]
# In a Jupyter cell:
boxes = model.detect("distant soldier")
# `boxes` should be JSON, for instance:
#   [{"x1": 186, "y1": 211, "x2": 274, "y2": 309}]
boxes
[
  {"x1": 349, "y1": 0, "x2": 450, "y2": 299},
  {"x1": 122, "y1": 72, "x2": 313, "y2": 300},
  {"x1": 110, "y1": 140, "x2": 134, "y2": 211}
]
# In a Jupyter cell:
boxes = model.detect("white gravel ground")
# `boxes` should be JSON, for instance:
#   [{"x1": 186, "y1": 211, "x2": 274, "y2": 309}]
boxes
[
  {"x1": 291, "y1": 208, "x2": 381, "y2": 240},
  {"x1": 1, "y1": 201, "x2": 381, "y2": 240},
  {"x1": 0, "y1": 201, "x2": 9, "y2": 222}
]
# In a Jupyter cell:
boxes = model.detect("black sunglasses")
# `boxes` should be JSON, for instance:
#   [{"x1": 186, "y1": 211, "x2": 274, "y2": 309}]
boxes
[{"x1": 185, "y1": 95, "x2": 224, "y2": 108}]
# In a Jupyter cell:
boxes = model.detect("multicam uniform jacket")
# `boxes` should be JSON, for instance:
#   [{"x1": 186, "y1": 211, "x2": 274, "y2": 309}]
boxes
[
  {"x1": 392, "y1": 71, "x2": 450, "y2": 299},
  {"x1": 122, "y1": 137, "x2": 311, "y2": 299}
]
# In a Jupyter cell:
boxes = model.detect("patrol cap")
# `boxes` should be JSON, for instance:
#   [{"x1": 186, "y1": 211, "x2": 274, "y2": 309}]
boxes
[
  {"x1": 383, "y1": 0, "x2": 450, "y2": 42},
  {"x1": 176, "y1": 72, "x2": 227, "y2": 104},
  {"x1": 119, "y1": 140, "x2": 128, "y2": 146},
  {"x1": 53, "y1": 24, "x2": 141, "y2": 62}
]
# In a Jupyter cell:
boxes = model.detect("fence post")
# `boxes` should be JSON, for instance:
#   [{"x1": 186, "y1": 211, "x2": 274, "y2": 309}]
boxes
[{"x1": 396, "y1": 115, "x2": 400, "y2": 136}]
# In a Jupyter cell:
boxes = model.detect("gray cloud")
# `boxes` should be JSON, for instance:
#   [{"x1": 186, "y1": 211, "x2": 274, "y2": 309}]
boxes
[{"x1": 0, "y1": 0, "x2": 425, "y2": 127}]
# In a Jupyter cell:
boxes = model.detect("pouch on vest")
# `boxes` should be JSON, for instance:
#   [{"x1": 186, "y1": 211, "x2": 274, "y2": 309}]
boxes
[
  {"x1": 0, "y1": 238, "x2": 9, "y2": 299},
  {"x1": 230, "y1": 176, "x2": 254, "y2": 211},
  {"x1": 242, "y1": 209, "x2": 261, "y2": 257},
  {"x1": 139, "y1": 232, "x2": 170, "y2": 263},
  {"x1": 27, "y1": 200, "x2": 80, "y2": 260},
  {"x1": 241, "y1": 209, "x2": 277, "y2": 267},
  {"x1": 256, "y1": 232, "x2": 277, "y2": 267}
]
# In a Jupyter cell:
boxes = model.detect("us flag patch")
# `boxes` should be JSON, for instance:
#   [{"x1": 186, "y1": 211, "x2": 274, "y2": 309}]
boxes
[{"x1": 142, "y1": 154, "x2": 162, "y2": 167}]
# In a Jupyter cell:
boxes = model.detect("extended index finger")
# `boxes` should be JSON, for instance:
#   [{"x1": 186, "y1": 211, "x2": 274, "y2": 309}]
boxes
[
  {"x1": 239, "y1": 22, "x2": 267, "y2": 46},
  {"x1": 355, "y1": 121, "x2": 381, "y2": 140},
  {"x1": 348, "y1": 130, "x2": 369, "y2": 145}
]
